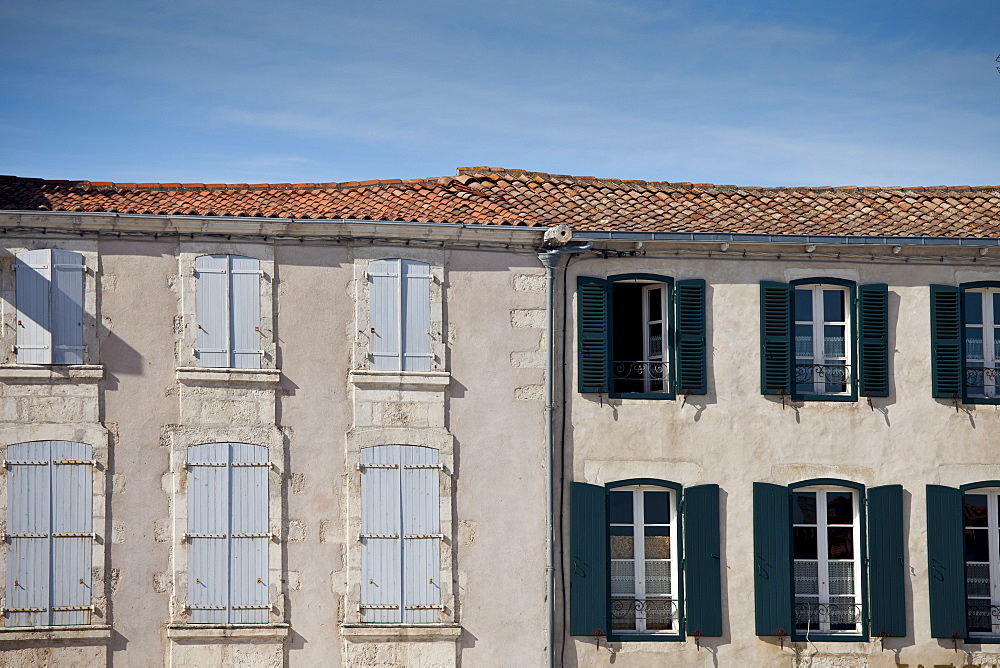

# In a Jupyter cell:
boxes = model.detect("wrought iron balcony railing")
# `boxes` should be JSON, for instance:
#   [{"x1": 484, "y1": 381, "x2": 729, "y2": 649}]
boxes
[
  {"x1": 795, "y1": 364, "x2": 851, "y2": 387},
  {"x1": 965, "y1": 367, "x2": 1000, "y2": 395},
  {"x1": 611, "y1": 597, "x2": 679, "y2": 631},
  {"x1": 794, "y1": 602, "x2": 862, "y2": 630},
  {"x1": 967, "y1": 601, "x2": 1000, "y2": 632},
  {"x1": 613, "y1": 360, "x2": 665, "y2": 382}
]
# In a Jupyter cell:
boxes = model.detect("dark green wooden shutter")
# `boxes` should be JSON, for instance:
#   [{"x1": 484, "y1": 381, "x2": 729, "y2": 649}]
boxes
[
  {"x1": 675, "y1": 279, "x2": 708, "y2": 395},
  {"x1": 753, "y1": 482, "x2": 792, "y2": 636},
  {"x1": 570, "y1": 482, "x2": 608, "y2": 636},
  {"x1": 926, "y1": 484, "x2": 966, "y2": 638},
  {"x1": 930, "y1": 285, "x2": 963, "y2": 398},
  {"x1": 577, "y1": 277, "x2": 610, "y2": 393},
  {"x1": 867, "y1": 485, "x2": 905, "y2": 637},
  {"x1": 857, "y1": 284, "x2": 890, "y2": 398},
  {"x1": 760, "y1": 282, "x2": 792, "y2": 395},
  {"x1": 684, "y1": 484, "x2": 722, "y2": 637}
]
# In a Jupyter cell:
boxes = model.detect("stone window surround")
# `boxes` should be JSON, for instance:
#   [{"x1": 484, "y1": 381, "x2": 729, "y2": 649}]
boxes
[
  {"x1": 0, "y1": 239, "x2": 100, "y2": 367},
  {"x1": 167, "y1": 425, "x2": 286, "y2": 634},
  {"x1": 177, "y1": 241, "x2": 276, "y2": 372},
  {"x1": 0, "y1": 424, "x2": 110, "y2": 639}
]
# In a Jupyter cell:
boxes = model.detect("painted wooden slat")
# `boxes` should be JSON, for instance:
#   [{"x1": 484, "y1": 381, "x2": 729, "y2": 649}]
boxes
[
  {"x1": 926, "y1": 484, "x2": 967, "y2": 638},
  {"x1": 15, "y1": 250, "x2": 53, "y2": 364},
  {"x1": 6, "y1": 442, "x2": 51, "y2": 627},
  {"x1": 401, "y1": 260, "x2": 432, "y2": 372},
  {"x1": 930, "y1": 285, "x2": 963, "y2": 398},
  {"x1": 195, "y1": 255, "x2": 231, "y2": 368},
  {"x1": 229, "y1": 443, "x2": 269, "y2": 624},
  {"x1": 187, "y1": 443, "x2": 230, "y2": 624},
  {"x1": 867, "y1": 484, "x2": 905, "y2": 637},
  {"x1": 675, "y1": 278, "x2": 708, "y2": 395},
  {"x1": 683, "y1": 484, "x2": 722, "y2": 636},
  {"x1": 230, "y1": 257, "x2": 261, "y2": 370},
  {"x1": 360, "y1": 445, "x2": 402, "y2": 622},
  {"x1": 569, "y1": 481, "x2": 608, "y2": 636},
  {"x1": 49, "y1": 441, "x2": 93, "y2": 625},
  {"x1": 50, "y1": 251, "x2": 85, "y2": 365},
  {"x1": 577, "y1": 277, "x2": 610, "y2": 393},
  {"x1": 401, "y1": 445, "x2": 440, "y2": 623},
  {"x1": 753, "y1": 482, "x2": 792, "y2": 636},
  {"x1": 760, "y1": 281, "x2": 792, "y2": 395},
  {"x1": 369, "y1": 260, "x2": 401, "y2": 371}
]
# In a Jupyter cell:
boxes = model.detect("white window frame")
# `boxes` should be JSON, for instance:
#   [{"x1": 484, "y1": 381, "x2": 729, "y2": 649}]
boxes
[
  {"x1": 611, "y1": 279, "x2": 669, "y2": 395},
  {"x1": 792, "y1": 486, "x2": 862, "y2": 635},
  {"x1": 794, "y1": 285, "x2": 851, "y2": 396},
  {"x1": 963, "y1": 288, "x2": 1000, "y2": 399},
  {"x1": 963, "y1": 488, "x2": 1000, "y2": 637},
  {"x1": 609, "y1": 485, "x2": 679, "y2": 636}
]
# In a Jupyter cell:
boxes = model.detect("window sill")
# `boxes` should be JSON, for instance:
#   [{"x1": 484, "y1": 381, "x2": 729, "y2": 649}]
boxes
[
  {"x1": 175, "y1": 367, "x2": 280, "y2": 385},
  {"x1": 0, "y1": 625, "x2": 112, "y2": 644},
  {"x1": 609, "y1": 632, "x2": 684, "y2": 643},
  {"x1": 348, "y1": 370, "x2": 450, "y2": 389},
  {"x1": 166, "y1": 624, "x2": 290, "y2": 641},
  {"x1": 789, "y1": 633, "x2": 867, "y2": 643},
  {"x1": 339, "y1": 624, "x2": 462, "y2": 641},
  {"x1": 0, "y1": 365, "x2": 104, "y2": 382}
]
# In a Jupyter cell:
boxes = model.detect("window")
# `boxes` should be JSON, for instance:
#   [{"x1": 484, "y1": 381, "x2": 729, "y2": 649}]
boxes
[
  {"x1": 963, "y1": 490, "x2": 1000, "y2": 636},
  {"x1": 930, "y1": 283, "x2": 1000, "y2": 403},
  {"x1": 577, "y1": 275, "x2": 707, "y2": 398},
  {"x1": 569, "y1": 480, "x2": 721, "y2": 642},
  {"x1": 185, "y1": 443, "x2": 270, "y2": 624},
  {"x1": 359, "y1": 445, "x2": 442, "y2": 623},
  {"x1": 194, "y1": 255, "x2": 261, "y2": 369},
  {"x1": 5, "y1": 441, "x2": 95, "y2": 627},
  {"x1": 368, "y1": 259, "x2": 432, "y2": 372},
  {"x1": 15, "y1": 249, "x2": 86, "y2": 365},
  {"x1": 753, "y1": 481, "x2": 905, "y2": 640},
  {"x1": 760, "y1": 280, "x2": 888, "y2": 401}
]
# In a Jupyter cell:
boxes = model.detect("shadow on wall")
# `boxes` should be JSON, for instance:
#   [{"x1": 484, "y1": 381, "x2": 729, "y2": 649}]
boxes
[{"x1": 100, "y1": 331, "x2": 144, "y2": 391}]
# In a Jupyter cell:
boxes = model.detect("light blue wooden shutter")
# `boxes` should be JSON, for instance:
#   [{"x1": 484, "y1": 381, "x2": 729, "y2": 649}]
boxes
[
  {"x1": 51, "y1": 250, "x2": 85, "y2": 365},
  {"x1": 186, "y1": 443, "x2": 230, "y2": 623},
  {"x1": 229, "y1": 443, "x2": 269, "y2": 623},
  {"x1": 401, "y1": 446, "x2": 441, "y2": 622},
  {"x1": 195, "y1": 255, "x2": 231, "y2": 368},
  {"x1": 15, "y1": 249, "x2": 53, "y2": 364},
  {"x1": 369, "y1": 260, "x2": 402, "y2": 371},
  {"x1": 6, "y1": 442, "x2": 51, "y2": 626},
  {"x1": 402, "y1": 260, "x2": 432, "y2": 372},
  {"x1": 360, "y1": 446, "x2": 402, "y2": 622},
  {"x1": 50, "y1": 441, "x2": 93, "y2": 626},
  {"x1": 230, "y1": 257, "x2": 262, "y2": 370}
]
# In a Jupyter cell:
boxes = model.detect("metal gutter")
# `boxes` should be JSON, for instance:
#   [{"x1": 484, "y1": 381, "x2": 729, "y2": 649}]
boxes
[{"x1": 573, "y1": 230, "x2": 1000, "y2": 247}]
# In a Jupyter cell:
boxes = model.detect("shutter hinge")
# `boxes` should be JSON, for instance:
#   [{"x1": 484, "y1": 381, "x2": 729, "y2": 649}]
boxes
[
  {"x1": 52, "y1": 532, "x2": 97, "y2": 539},
  {"x1": 182, "y1": 533, "x2": 227, "y2": 541},
  {"x1": 232, "y1": 604, "x2": 272, "y2": 610},
  {"x1": 1, "y1": 607, "x2": 48, "y2": 614},
  {"x1": 358, "y1": 603, "x2": 399, "y2": 610},
  {"x1": 404, "y1": 604, "x2": 444, "y2": 610},
  {"x1": 403, "y1": 534, "x2": 445, "y2": 539},
  {"x1": 52, "y1": 604, "x2": 96, "y2": 612},
  {"x1": 184, "y1": 604, "x2": 227, "y2": 611},
  {"x1": 402, "y1": 464, "x2": 445, "y2": 470},
  {"x1": 356, "y1": 463, "x2": 398, "y2": 470},
  {"x1": 231, "y1": 532, "x2": 274, "y2": 539},
  {"x1": 358, "y1": 533, "x2": 399, "y2": 541},
  {"x1": 53, "y1": 460, "x2": 98, "y2": 467}
]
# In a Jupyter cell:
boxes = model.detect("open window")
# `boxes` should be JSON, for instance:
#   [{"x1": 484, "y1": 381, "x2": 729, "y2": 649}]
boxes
[{"x1": 930, "y1": 283, "x2": 1000, "y2": 404}]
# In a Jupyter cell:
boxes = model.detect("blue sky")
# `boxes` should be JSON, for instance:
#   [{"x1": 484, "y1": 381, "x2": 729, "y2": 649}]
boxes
[{"x1": 2, "y1": 0, "x2": 999, "y2": 186}]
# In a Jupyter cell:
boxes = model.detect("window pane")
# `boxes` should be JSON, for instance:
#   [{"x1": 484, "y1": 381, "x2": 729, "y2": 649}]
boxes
[
  {"x1": 965, "y1": 528, "x2": 990, "y2": 562},
  {"x1": 643, "y1": 599, "x2": 675, "y2": 631},
  {"x1": 968, "y1": 598, "x2": 992, "y2": 633},
  {"x1": 795, "y1": 289, "x2": 812, "y2": 321},
  {"x1": 644, "y1": 560, "x2": 672, "y2": 595},
  {"x1": 610, "y1": 491, "x2": 633, "y2": 525},
  {"x1": 965, "y1": 494, "x2": 989, "y2": 527},
  {"x1": 824, "y1": 325, "x2": 846, "y2": 358},
  {"x1": 828, "y1": 561, "x2": 855, "y2": 596},
  {"x1": 823, "y1": 289, "x2": 845, "y2": 322},
  {"x1": 643, "y1": 491, "x2": 669, "y2": 525},
  {"x1": 827, "y1": 492, "x2": 854, "y2": 525},
  {"x1": 644, "y1": 529, "x2": 670, "y2": 559},
  {"x1": 611, "y1": 597, "x2": 636, "y2": 630},
  {"x1": 967, "y1": 562, "x2": 991, "y2": 597},
  {"x1": 793, "y1": 527, "x2": 818, "y2": 559},
  {"x1": 610, "y1": 562, "x2": 635, "y2": 596},
  {"x1": 610, "y1": 528, "x2": 635, "y2": 559},
  {"x1": 994, "y1": 293, "x2": 1000, "y2": 326},
  {"x1": 994, "y1": 328, "x2": 1000, "y2": 362},
  {"x1": 795, "y1": 325, "x2": 813, "y2": 358},
  {"x1": 792, "y1": 492, "x2": 817, "y2": 525},
  {"x1": 794, "y1": 561, "x2": 819, "y2": 595},
  {"x1": 647, "y1": 288, "x2": 662, "y2": 322},
  {"x1": 966, "y1": 292, "x2": 984, "y2": 325},
  {"x1": 966, "y1": 326, "x2": 985, "y2": 360},
  {"x1": 827, "y1": 527, "x2": 854, "y2": 559}
]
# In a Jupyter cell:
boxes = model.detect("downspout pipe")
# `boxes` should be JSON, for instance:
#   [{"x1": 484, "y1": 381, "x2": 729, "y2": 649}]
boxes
[{"x1": 538, "y1": 241, "x2": 592, "y2": 668}]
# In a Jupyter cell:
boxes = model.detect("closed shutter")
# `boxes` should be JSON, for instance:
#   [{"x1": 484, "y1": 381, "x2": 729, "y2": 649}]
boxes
[
  {"x1": 867, "y1": 484, "x2": 905, "y2": 637},
  {"x1": 926, "y1": 484, "x2": 967, "y2": 638},
  {"x1": 402, "y1": 260, "x2": 432, "y2": 372},
  {"x1": 186, "y1": 443, "x2": 230, "y2": 624},
  {"x1": 753, "y1": 482, "x2": 792, "y2": 636},
  {"x1": 15, "y1": 249, "x2": 53, "y2": 364},
  {"x1": 577, "y1": 277, "x2": 610, "y2": 393},
  {"x1": 675, "y1": 279, "x2": 708, "y2": 395},
  {"x1": 360, "y1": 445, "x2": 403, "y2": 622},
  {"x1": 50, "y1": 250, "x2": 86, "y2": 365},
  {"x1": 930, "y1": 285, "x2": 963, "y2": 398},
  {"x1": 49, "y1": 441, "x2": 93, "y2": 626},
  {"x1": 400, "y1": 446, "x2": 441, "y2": 623},
  {"x1": 229, "y1": 443, "x2": 270, "y2": 623},
  {"x1": 195, "y1": 256, "x2": 231, "y2": 368},
  {"x1": 6, "y1": 442, "x2": 51, "y2": 627},
  {"x1": 230, "y1": 257, "x2": 262, "y2": 370},
  {"x1": 369, "y1": 260, "x2": 401, "y2": 371},
  {"x1": 760, "y1": 282, "x2": 792, "y2": 395},
  {"x1": 683, "y1": 484, "x2": 722, "y2": 637},
  {"x1": 857, "y1": 284, "x2": 889, "y2": 398},
  {"x1": 570, "y1": 482, "x2": 609, "y2": 635}
]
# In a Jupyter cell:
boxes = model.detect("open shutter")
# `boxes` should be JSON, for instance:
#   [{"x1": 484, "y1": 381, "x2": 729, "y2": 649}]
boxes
[
  {"x1": 187, "y1": 443, "x2": 230, "y2": 624},
  {"x1": 195, "y1": 255, "x2": 231, "y2": 368},
  {"x1": 401, "y1": 446, "x2": 441, "y2": 623},
  {"x1": 857, "y1": 284, "x2": 889, "y2": 398},
  {"x1": 15, "y1": 249, "x2": 53, "y2": 364},
  {"x1": 760, "y1": 282, "x2": 792, "y2": 395},
  {"x1": 229, "y1": 443, "x2": 269, "y2": 624},
  {"x1": 369, "y1": 260, "x2": 402, "y2": 371},
  {"x1": 867, "y1": 484, "x2": 905, "y2": 637},
  {"x1": 402, "y1": 260, "x2": 433, "y2": 372},
  {"x1": 577, "y1": 277, "x2": 610, "y2": 393},
  {"x1": 49, "y1": 441, "x2": 93, "y2": 626},
  {"x1": 360, "y1": 446, "x2": 402, "y2": 622},
  {"x1": 930, "y1": 285, "x2": 963, "y2": 399},
  {"x1": 230, "y1": 257, "x2": 261, "y2": 370},
  {"x1": 683, "y1": 484, "x2": 722, "y2": 636},
  {"x1": 675, "y1": 279, "x2": 707, "y2": 395},
  {"x1": 50, "y1": 250, "x2": 85, "y2": 365},
  {"x1": 926, "y1": 484, "x2": 967, "y2": 638},
  {"x1": 6, "y1": 442, "x2": 51, "y2": 627},
  {"x1": 570, "y1": 482, "x2": 608, "y2": 635},
  {"x1": 753, "y1": 482, "x2": 792, "y2": 636}
]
